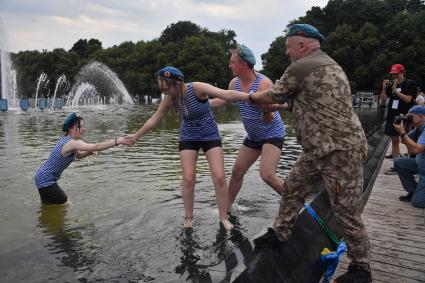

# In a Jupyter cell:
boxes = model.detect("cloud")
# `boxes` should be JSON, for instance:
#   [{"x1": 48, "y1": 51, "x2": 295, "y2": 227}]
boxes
[{"x1": 0, "y1": 0, "x2": 328, "y2": 67}]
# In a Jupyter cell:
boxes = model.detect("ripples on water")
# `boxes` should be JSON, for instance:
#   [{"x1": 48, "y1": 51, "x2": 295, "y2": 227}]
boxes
[{"x1": 0, "y1": 105, "x2": 383, "y2": 282}]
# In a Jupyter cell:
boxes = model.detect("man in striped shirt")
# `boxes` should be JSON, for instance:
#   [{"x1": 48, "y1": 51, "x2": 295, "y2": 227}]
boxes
[{"x1": 210, "y1": 44, "x2": 287, "y2": 209}]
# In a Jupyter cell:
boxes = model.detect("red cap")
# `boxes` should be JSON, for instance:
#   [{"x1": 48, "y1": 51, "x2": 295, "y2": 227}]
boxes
[{"x1": 390, "y1": 64, "x2": 405, "y2": 74}]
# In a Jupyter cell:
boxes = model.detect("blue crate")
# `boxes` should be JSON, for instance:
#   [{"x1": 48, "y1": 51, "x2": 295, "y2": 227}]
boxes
[
  {"x1": 54, "y1": 98, "x2": 63, "y2": 110},
  {"x1": 0, "y1": 99, "x2": 8, "y2": 111},
  {"x1": 38, "y1": 98, "x2": 47, "y2": 110},
  {"x1": 20, "y1": 99, "x2": 30, "y2": 111}
]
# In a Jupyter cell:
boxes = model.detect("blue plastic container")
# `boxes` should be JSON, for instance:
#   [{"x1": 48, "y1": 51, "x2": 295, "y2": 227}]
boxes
[
  {"x1": 20, "y1": 99, "x2": 30, "y2": 111},
  {"x1": 0, "y1": 99, "x2": 8, "y2": 111},
  {"x1": 38, "y1": 98, "x2": 47, "y2": 110},
  {"x1": 54, "y1": 98, "x2": 63, "y2": 110}
]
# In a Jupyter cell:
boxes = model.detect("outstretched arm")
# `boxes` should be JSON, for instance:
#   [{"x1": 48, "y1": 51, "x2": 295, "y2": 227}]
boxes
[
  {"x1": 209, "y1": 98, "x2": 229, "y2": 108},
  {"x1": 209, "y1": 77, "x2": 241, "y2": 108},
  {"x1": 245, "y1": 67, "x2": 298, "y2": 105},
  {"x1": 193, "y1": 82, "x2": 248, "y2": 102},
  {"x1": 62, "y1": 136, "x2": 133, "y2": 159},
  {"x1": 128, "y1": 95, "x2": 171, "y2": 142}
]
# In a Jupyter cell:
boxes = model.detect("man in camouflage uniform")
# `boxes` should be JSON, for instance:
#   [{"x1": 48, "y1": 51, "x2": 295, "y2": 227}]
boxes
[{"x1": 246, "y1": 24, "x2": 371, "y2": 282}]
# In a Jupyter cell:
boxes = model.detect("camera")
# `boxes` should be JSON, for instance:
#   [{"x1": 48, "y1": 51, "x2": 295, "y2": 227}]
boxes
[
  {"x1": 387, "y1": 79, "x2": 394, "y2": 86},
  {"x1": 394, "y1": 114, "x2": 412, "y2": 125}
]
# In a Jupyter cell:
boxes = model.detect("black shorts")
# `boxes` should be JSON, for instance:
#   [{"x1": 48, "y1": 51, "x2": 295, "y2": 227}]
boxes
[
  {"x1": 38, "y1": 183, "x2": 68, "y2": 204},
  {"x1": 243, "y1": 137, "x2": 284, "y2": 150},
  {"x1": 179, "y1": 140, "x2": 222, "y2": 153}
]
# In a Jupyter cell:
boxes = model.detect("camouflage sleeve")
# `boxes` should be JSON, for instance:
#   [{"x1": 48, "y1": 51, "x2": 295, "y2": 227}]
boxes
[{"x1": 267, "y1": 65, "x2": 299, "y2": 104}]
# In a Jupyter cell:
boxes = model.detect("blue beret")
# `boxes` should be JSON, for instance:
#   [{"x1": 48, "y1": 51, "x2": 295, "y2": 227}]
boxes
[
  {"x1": 287, "y1": 24, "x2": 325, "y2": 43},
  {"x1": 409, "y1": 105, "x2": 425, "y2": 116},
  {"x1": 62, "y1": 112, "x2": 78, "y2": 132},
  {"x1": 236, "y1": 44, "x2": 256, "y2": 66},
  {"x1": 158, "y1": 66, "x2": 184, "y2": 81}
]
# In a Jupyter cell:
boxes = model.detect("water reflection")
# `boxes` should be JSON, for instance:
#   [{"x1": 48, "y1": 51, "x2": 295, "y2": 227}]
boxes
[
  {"x1": 0, "y1": 105, "x2": 384, "y2": 282},
  {"x1": 175, "y1": 229, "x2": 210, "y2": 282},
  {"x1": 37, "y1": 205, "x2": 96, "y2": 276}
]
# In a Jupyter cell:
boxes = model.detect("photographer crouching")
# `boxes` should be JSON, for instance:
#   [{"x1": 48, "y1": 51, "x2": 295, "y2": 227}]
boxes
[{"x1": 393, "y1": 105, "x2": 425, "y2": 208}]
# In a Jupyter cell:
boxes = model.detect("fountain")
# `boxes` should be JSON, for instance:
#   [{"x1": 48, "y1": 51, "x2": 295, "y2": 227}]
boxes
[
  {"x1": 71, "y1": 61, "x2": 134, "y2": 106},
  {"x1": 0, "y1": 16, "x2": 18, "y2": 109},
  {"x1": 65, "y1": 82, "x2": 100, "y2": 108},
  {"x1": 34, "y1": 73, "x2": 49, "y2": 110},
  {"x1": 51, "y1": 74, "x2": 70, "y2": 110}
]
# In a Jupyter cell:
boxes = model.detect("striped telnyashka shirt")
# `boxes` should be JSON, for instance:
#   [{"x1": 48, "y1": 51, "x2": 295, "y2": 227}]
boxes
[
  {"x1": 35, "y1": 136, "x2": 76, "y2": 189},
  {"x1": 178, "y1": 83, "x2": 220, "y2": 141},
  {"x1": 236, "y1": 74, "x2": 285, "y2": 141}
]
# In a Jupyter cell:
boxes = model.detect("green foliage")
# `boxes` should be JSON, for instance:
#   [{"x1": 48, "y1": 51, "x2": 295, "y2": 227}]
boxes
[
  {"x1": 11, "y1": 21, "x2": 237, "y2": 99},
  {"x1": 262, "y1": 0, "x2": 425, "y2": 92},
  {"x1": 11, "y1": 1, "x2": 425, "y2": 99}
]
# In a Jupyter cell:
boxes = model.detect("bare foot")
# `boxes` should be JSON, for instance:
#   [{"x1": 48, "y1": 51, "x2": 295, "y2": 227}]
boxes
[
  {"x1": 221, "y1": 219, "x2": 234, "y2": 230},
  {"x1": 183, "y1": 217, "x2": 193, "y2": 228}
]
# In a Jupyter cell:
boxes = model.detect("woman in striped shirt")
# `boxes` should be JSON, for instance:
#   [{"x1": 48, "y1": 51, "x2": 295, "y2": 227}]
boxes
[
  {"x1": 128, "y1": 66, "x2": 248, "y2": 230},
  {"x1": 35, "y1": 112, "x2": 133, "y2": 205}
]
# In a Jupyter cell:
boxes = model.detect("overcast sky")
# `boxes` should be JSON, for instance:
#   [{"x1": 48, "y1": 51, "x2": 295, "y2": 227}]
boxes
[{"x1": 0, "y1": 0, "x2": 328, "y2": 68}]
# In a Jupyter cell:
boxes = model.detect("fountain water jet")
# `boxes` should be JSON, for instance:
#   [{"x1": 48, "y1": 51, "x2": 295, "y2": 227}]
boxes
[
  {"x1": 34, "y1": 73, "x2": 49, "y2": 110},
  {"x1": 0, "y1": 17, "x2": 18, "y2": 109},
  {"x1": 65, "y1": 82, "x2": 100, "y2": 108},
  {"x1": 51, "y1": 74, "x2": 69, "y2": 110},
  {"x1": 73, "y1": 61, "x2": 133, "y2": 105}
]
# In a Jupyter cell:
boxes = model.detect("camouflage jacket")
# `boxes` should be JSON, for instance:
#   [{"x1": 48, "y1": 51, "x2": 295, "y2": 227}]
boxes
[{"x1": 268, "y1": 50, "x2": 367, "y2": 160}]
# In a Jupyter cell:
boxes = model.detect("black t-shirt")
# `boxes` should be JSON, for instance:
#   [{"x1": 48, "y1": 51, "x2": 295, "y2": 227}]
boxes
[{"x1": 385, "y1": 79, "x2": 417, "y2": 118}]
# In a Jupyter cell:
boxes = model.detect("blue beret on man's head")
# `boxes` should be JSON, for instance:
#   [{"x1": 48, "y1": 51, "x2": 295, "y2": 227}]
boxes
[
  {"x1": 158, "y1": 66, "x2": 185, "y2": 81},
  {"x1": 236, "y1": 44, "x2": 256, "y2": 66},
  {"x1": 408, "y1": 105, "x2": 425, "y2": 116},
  {"x1": 286, "y1": 24, "x2": 325, "y2": 43}
]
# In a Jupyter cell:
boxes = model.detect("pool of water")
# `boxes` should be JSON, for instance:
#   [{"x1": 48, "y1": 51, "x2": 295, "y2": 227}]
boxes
[{"x1": 0, "y1": 105, "x2": 383, "y2": 282}]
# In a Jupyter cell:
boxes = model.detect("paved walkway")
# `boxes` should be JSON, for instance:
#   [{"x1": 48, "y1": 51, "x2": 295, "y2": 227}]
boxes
[{"x1": 334, "y1": 148, "x2": 425, "y2": 282}]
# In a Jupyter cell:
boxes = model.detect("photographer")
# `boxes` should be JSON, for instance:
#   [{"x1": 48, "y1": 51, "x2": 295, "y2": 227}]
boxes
[
  {"x1": 393, "y1": 105, "x2": 425, "y2": 208},
  {"x1": 380, "y1": 64, "x2": 417, "y2": 174}
]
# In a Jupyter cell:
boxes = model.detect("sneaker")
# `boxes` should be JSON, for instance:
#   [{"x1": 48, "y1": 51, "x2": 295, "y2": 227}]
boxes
[
  {"x1": 253, "y1": 228, "x2": 284, "y2": 248},
  {"x1": 334, "y1": 264, "x2": 372, "y2": 283},
  {"x1": 385, "y1": 154, "x2": 402, "y2": 159},
  {"x1": 384, "y1": 167, "x2": 398, "y2": 175},
  {"x1": 384, "y1": 153, "x2": 393, "y2": 159},
  {"x1": 399, "y1": 191, "x2": 413, "y2": 202}
]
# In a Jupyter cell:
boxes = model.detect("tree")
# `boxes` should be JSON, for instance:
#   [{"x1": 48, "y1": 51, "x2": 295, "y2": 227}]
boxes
[{"x1": 160, "y1": 21, "x2": 202, "y2": 43}]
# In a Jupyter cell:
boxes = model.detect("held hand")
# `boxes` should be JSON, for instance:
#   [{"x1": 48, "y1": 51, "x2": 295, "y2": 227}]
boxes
[
  {"x1": 241, "y1": 92, "x2": 250, "y2": 102},
  {"x1": 260, "y1": 104, "x2": 275, "y2": 112},
  {"x1": 243, "y1": 92, "x2": 252, "y2": 104},
  {"x1": 125, "y1": 134, "x2": 138, "y2": 143},
  {"x1": 118, "y1": 136, "x2": 135, "y2": 146}
]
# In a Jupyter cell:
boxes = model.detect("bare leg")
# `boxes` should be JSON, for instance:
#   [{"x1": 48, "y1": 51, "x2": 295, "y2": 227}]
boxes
[
  {"x1": 259, "y1": 143, "x2": 284, "y2": 195},
  {"x1": 391, "y1": 136, "x2": 400, "y2": 158},
  {"x1": 180, "y1": 150, "x2": 198, "y2": 228},
  {"x1": 205, "y1": 147, "x2": 234, "y2": 230},
  {"x1": 228, "y1": 145, "x2": 260, "y2": 208}
]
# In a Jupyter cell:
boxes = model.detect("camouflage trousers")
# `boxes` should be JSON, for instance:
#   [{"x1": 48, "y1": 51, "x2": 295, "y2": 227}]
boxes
[{"x1": 272, "y1": 146, "x2": 371, "y2": 272}]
